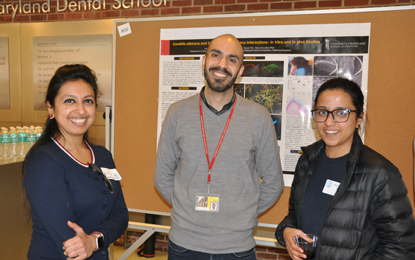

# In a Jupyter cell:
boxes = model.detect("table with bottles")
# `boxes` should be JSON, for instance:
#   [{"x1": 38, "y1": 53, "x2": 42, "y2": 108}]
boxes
[{"x1": 0, "y1": 126, "x2": 42, "y2": 165}]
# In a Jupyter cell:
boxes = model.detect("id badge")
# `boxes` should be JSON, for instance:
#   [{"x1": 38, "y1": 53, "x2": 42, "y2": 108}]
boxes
[
  {"x1": 195, "y1": 194, "x2": 219, "y2": 212},
  {"x1": 101, "y1": 167, "x2": 122, "y2": 181},
  {"x1": 322, "y1": 179, "x2": 340, "y2": 196}
]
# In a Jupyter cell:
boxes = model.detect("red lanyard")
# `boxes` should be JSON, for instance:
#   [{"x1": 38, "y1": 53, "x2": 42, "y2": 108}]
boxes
[{"x1": 199, "y1": 93, "x2": 237, "y2": 194}]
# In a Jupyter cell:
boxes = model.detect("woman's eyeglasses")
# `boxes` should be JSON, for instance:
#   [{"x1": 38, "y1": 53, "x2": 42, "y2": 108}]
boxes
[
  {"x1": 88, "y1": 163, "x2": 114, "y2": 194},
  {"x1": 311, "y1": 109, "x2": 359, "y2": 123}
]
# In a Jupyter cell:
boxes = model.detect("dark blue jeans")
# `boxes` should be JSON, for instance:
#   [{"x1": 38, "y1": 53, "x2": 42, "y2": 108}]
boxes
[{"x1": 168, "y1": 240, "x2": 257, "y2": 260}]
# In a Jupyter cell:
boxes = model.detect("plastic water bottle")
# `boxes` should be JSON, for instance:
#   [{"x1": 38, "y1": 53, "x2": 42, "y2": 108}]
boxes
[
  {"x1": 9, "y1": 127, "x2": 18, "y2": 161},
  {"x1": 0, "y1": 129, "x2": 4, "y2": 163},
  {"x1": 35, "y1": 126, "x2": 43, "y2": 141},
  {"x1": 0, "y1": 132, "x2": 2, "y2": 163},
  {"x1": 16, "y1": 126, "x2": 26, "y2": 158},
  {"x1": 26, "y1": 126, "x2": 37, "y2": 151},
  {"x1": 23, "y1": 126, "x2": 31, "y2": 155},
  {"x1": 22, "y1": 126, "x2": 30, "y2": 155},
  {"x1": 0, "y1": 127, "x2": 11, "y2": 163}
]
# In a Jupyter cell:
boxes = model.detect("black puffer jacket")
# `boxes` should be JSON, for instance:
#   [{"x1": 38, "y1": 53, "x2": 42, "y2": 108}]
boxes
[{"x1": 275, "y1": 131, "x2": 415, "y2": 259}]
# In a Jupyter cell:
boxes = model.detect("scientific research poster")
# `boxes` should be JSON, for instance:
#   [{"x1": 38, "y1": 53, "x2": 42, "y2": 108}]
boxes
[{"x1": 158, "y1": 24, "x2": 370, "y2": 185}]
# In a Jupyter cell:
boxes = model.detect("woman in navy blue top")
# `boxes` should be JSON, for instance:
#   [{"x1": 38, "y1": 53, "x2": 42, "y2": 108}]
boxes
[{"x1": 23, "y1": 64, "x2": 128, "y2": 260}]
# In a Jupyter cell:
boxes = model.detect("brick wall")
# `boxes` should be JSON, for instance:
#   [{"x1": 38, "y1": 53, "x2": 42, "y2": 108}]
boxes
[
  {"x1": 0, "y1": 0, "x2": 413, "y2": 23},
  {"x1": 125, "y1": 231, "x2": 292, "y2": 259}
]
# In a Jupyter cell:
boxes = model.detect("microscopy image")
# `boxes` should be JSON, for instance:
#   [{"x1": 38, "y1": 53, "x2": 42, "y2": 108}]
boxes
[
  {"x1": 245, "y1": 84, "x2": 283, "y2": 114},
  {"x1": 286, "y1": 96, "x2": 311, "y2": 117},
  {"x1": 338, "y1": 56, "x2": 363, "y2": 77},
  {"x1": 243, "y1": 63, "x2": 261, "y2": 76},
  {"x1": 242, "y1": 61, "x2": 284, "y2": 77},
  {"x1": 314, "y1": 56, "x2": 338, "y2": 76},
  {"x1": 271, "y1": 114, "x2": 282, "y2": 140},
  {"x1": 234, "y1": 83, "x2": 245, "y2": 97},
  {"x1": 288, "y1": 56, "x2": 313, "y2": 76}
]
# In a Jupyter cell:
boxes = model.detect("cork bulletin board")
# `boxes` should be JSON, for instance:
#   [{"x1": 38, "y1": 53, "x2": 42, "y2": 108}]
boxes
[{"x1": 113, "y1": 7, "x2": 415, "y2": 225}]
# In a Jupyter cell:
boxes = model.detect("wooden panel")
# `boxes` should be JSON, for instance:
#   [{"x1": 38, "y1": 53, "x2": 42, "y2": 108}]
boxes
[
  {"x1": 0, "y1": 23, "x2": 21, "y2": 123},
  {"x1": 0, "y1": 162, "x2": 32, "y2": 258}
]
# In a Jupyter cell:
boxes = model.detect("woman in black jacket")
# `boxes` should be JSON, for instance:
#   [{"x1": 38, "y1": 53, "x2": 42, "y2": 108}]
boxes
[{"x1": 275, "y1": 78, "x2": 415, "y2": 260}]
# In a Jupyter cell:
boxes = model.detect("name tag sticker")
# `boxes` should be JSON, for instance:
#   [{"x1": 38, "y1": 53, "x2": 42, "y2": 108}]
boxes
[
  {"x1": 101, "y1": 168, "x2": 122, "y2": 181},
  {"x1": 322, "y1": 179, "x2": 340, "y2": 196}
]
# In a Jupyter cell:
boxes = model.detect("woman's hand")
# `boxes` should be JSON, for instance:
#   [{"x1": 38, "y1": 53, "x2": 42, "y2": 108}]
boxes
[
  {"x1": 283, "y1": 227, "x2": 309, "y2": 260},
  {"x1": 63, "y1": 221, "x2": 96, "y2": 260}
]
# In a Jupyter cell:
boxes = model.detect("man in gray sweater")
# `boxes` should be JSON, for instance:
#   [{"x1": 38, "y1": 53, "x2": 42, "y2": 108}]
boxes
[{"x1": 154, "y1": 34, "x2": 284, "y2": 260}]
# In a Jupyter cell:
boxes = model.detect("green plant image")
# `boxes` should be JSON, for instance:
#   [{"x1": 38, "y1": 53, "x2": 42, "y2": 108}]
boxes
[
  {"x1": 245, "y1": 84, "x2": 283, "y2": 114},
  {"x1": 234, "y1": 84, "x2": 245, "y2": 97},
  {"x1": 262, "y1": 63, "x2": 282, "y2": 76}
]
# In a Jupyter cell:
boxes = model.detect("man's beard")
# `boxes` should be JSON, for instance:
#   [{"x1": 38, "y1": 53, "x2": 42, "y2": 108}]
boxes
[{"x1": 204, "y1": 66, "x2": 239, "y2": 93}]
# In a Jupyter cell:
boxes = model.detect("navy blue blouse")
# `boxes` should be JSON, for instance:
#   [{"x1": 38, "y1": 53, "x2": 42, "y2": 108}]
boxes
[{"x1": 24, "y1": 139, "x2": 128, "y2": 260}]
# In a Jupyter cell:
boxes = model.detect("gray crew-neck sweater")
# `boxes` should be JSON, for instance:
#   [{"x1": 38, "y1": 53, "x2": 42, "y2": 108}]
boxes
[{"x1": 154, "y1": 93, "x2": 284, "y2": 254}]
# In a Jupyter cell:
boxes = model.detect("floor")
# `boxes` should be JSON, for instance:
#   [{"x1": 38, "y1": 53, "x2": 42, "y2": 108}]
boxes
[{"x1": 113, "y1": 244, "x2": 168, "y2": 260}]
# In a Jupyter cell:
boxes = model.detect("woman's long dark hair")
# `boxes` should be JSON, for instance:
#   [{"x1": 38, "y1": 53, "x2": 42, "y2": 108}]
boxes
[{"x1": 22, "y1": 64, "x2": 100, "y2": 220}]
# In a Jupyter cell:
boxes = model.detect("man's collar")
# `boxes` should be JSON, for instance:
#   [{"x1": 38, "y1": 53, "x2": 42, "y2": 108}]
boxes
[{"x1": 200, "y1": 86, "x2": 236, "y2": 116}]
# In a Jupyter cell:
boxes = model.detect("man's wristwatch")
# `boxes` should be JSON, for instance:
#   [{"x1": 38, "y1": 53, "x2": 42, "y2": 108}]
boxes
[{"x1": 91, "y1": 232, "x2": 104, "y2": 251}]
